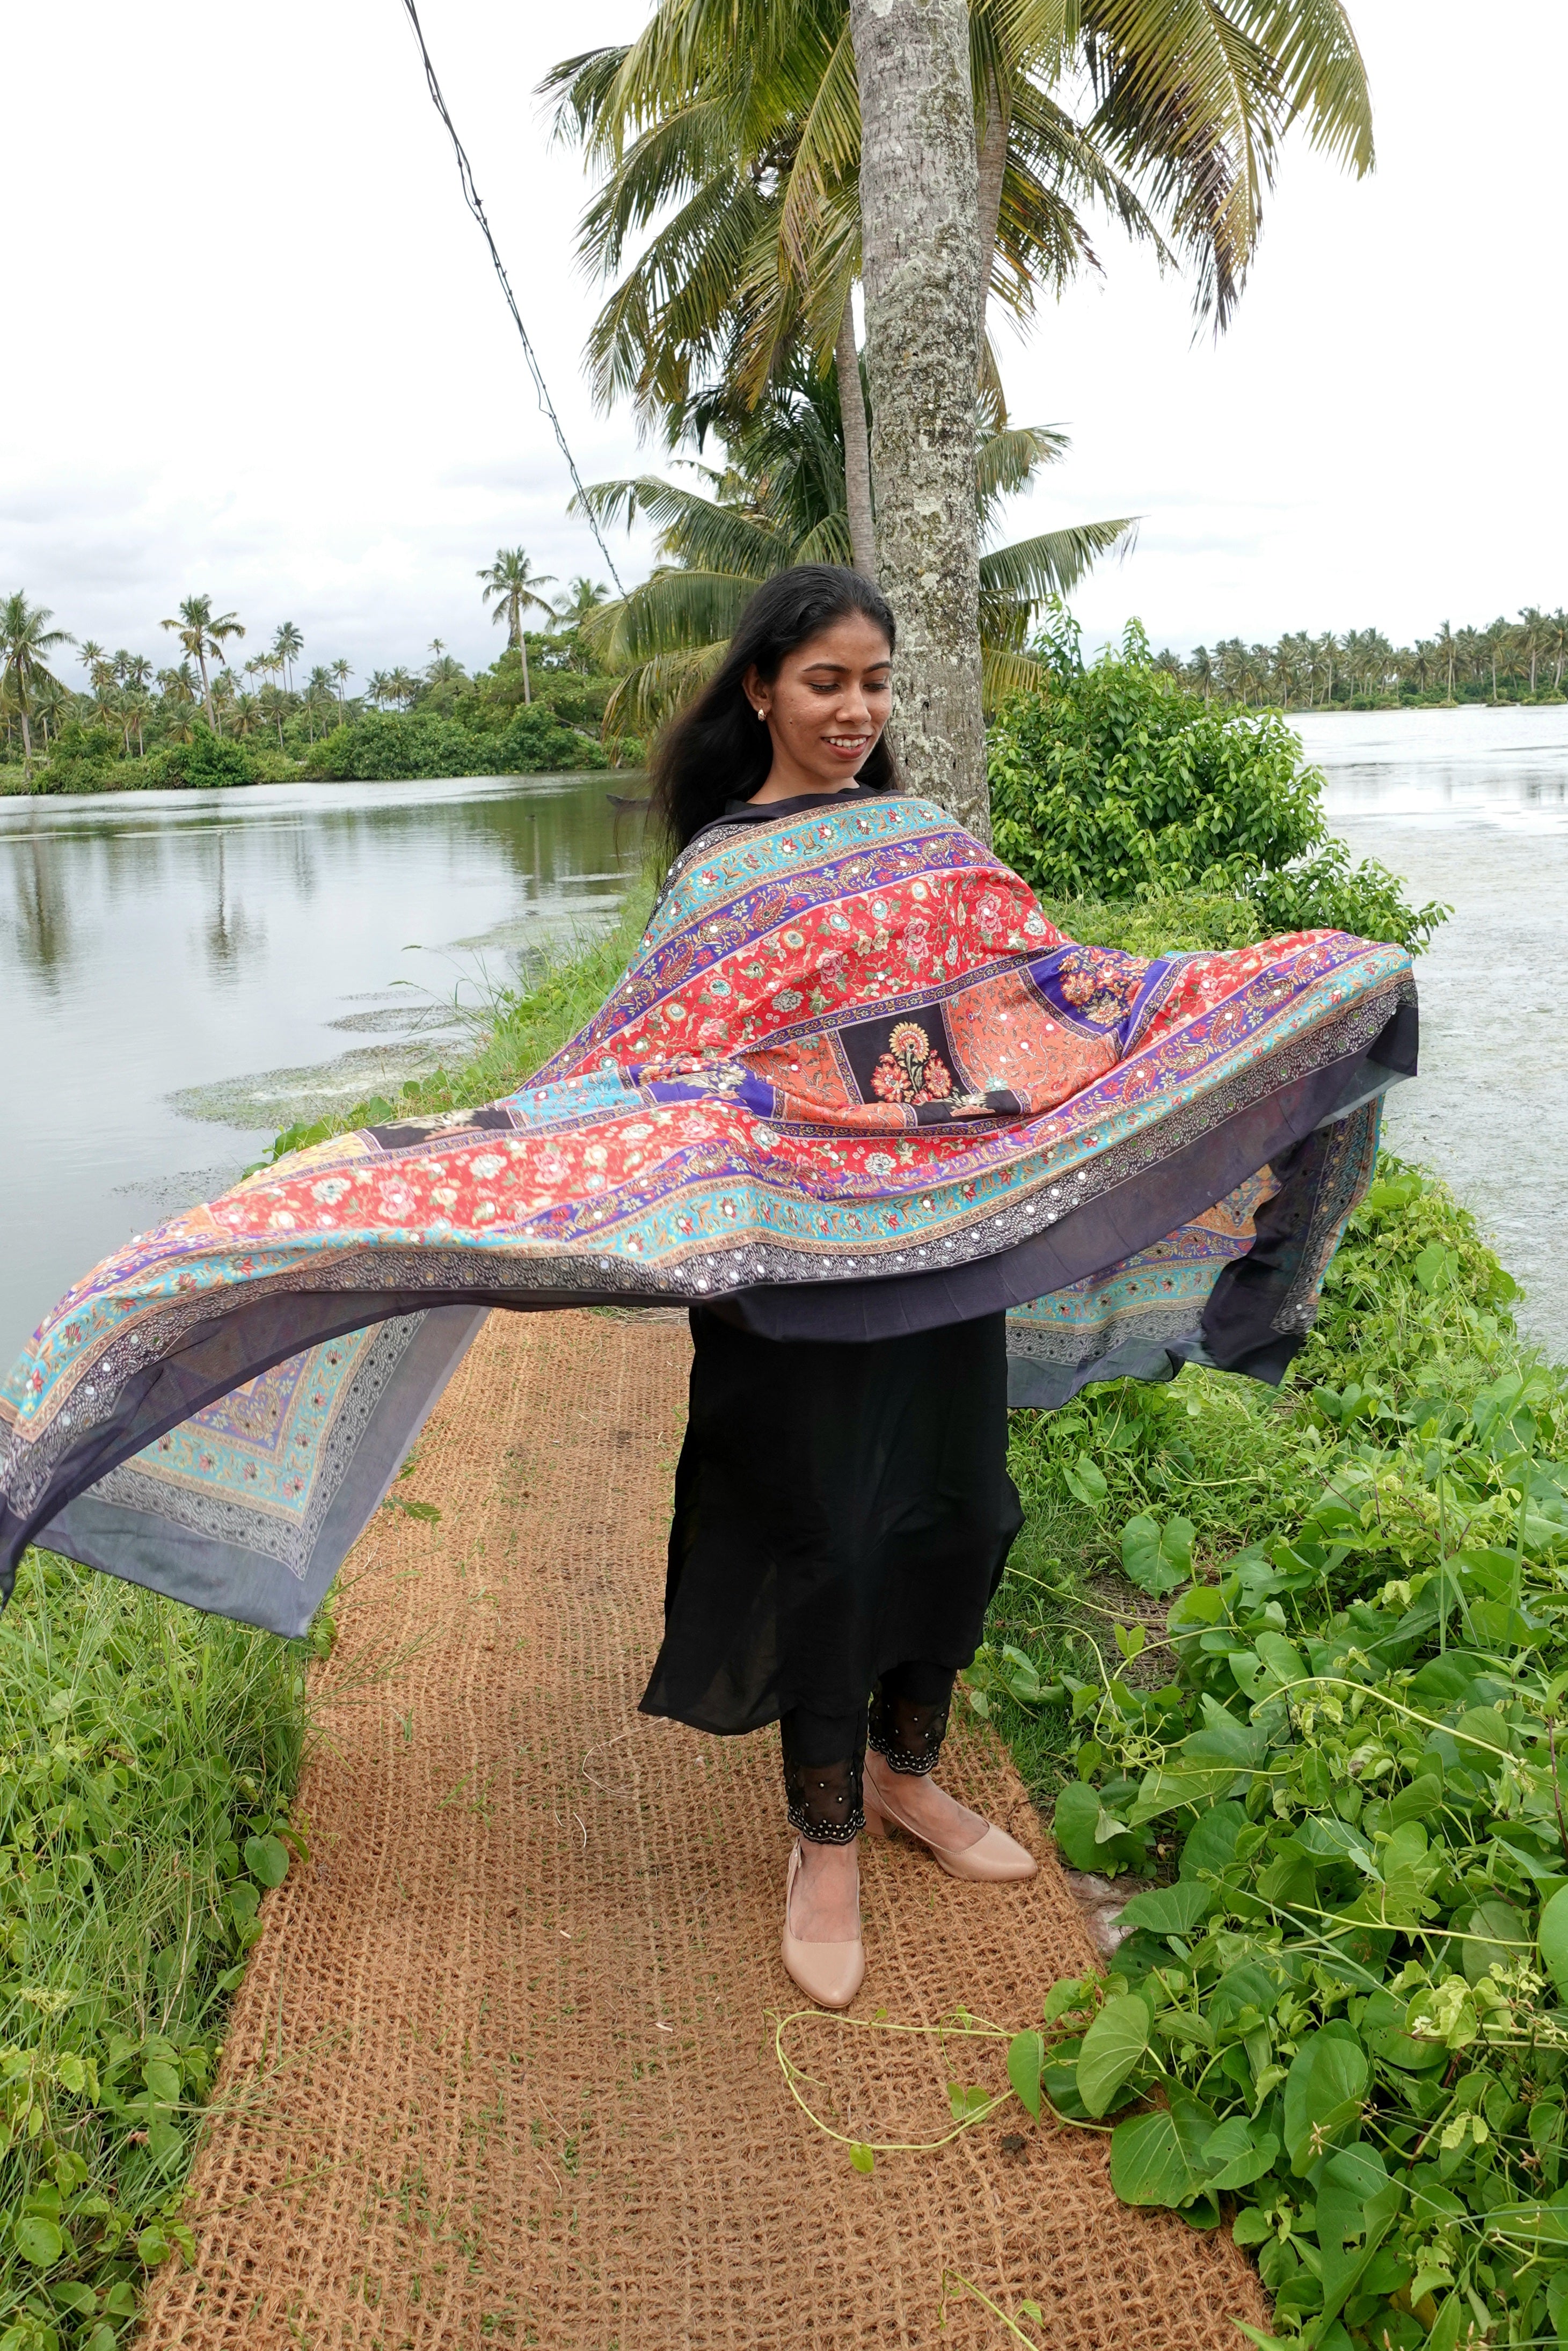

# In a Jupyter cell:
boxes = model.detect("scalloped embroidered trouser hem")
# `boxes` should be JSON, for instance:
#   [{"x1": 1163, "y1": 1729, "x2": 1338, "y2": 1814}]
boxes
[{"x1": 781, "y1": 1661, "x2": 957, "y2": 1844}]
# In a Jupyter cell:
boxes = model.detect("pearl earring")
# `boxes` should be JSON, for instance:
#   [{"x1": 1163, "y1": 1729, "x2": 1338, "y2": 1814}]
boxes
[{"x1": 755, "y1": 705, "x2": 767, "y2": 721}]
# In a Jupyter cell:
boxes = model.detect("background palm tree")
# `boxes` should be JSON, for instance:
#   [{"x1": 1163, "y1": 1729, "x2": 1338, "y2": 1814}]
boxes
[
  {"x1": 476, "y1": 549, "x2": 557, "y2": 704},
  {"x1": 553, "y1": 576, "x2": 610, "y2": 631},
  {"x1": 79, "y1": 641, "x2": 120, "y2": 736},
  {"x1": 33, "y1": 673, "x2": 72, "y2": 751},
  {"x1": 302, "y1": 666, "x2": 340, "y2": 740},
  {"x1": 158, "y1": 594, "x2": 245, "y2": 730},
  {"x1": 329, "y1": 656, "x2": 353, "y2": 719},
  {"x1": 116, "y1": 652, "x2": 154, "y2": 754},
  {"x1": 272, "y1": 620, "x2": 304, "y2": 694},
  {"x1": 258, "y1": 682, "x2": 290, "y2": 748},
  {"x1": 1, "y1": 592, "x2": 72, "y2": 772},
  {"x1": 578, "y1": 359, "x2": 1132, "y2": 743},
  {"x1": 156, "y1": 663, "x2": 200, "y2": 744},
  {"x1": 425, "y1": 641, "x2": 465, "y2": 685}
]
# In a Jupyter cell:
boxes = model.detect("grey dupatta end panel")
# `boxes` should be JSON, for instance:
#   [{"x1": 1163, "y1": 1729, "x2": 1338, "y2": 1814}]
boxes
[
  {"x1": 1003, "y1": 1098, "x2": 1385, "y2": 1410},
  {"x1": 37, "y1": 1305, "x2": 487, "y2": 1637}
]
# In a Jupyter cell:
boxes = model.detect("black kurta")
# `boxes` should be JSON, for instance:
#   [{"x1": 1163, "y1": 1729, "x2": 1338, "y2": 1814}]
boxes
[{"x1": 639, "y1": 1306, "x2": 1022, "y2": 1737}]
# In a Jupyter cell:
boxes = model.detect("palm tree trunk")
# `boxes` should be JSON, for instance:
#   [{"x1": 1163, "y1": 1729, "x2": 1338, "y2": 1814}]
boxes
[
  {"x1": 835, "y1": 301, "x2": 877, "y2": 580},
  {"x1": 520, "y1": 634, "x2": 532, "y2": 704},
  {"x1": 197, "y1": 648, "x2": 215, "y2": 731},
  {"x1": 848, "y1": 0, "x2": 987, "y2": 839}
]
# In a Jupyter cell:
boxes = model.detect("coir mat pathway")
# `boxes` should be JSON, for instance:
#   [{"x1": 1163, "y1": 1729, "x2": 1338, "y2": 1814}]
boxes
[{"x1": 140, "y1": 1310, "x2": 1268, "y2": 2350}]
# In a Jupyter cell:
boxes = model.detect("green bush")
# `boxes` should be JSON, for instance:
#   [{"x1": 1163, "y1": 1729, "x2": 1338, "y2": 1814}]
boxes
[
  {"x1": 29, "y1": 725, "x2": 124, "y2": 797},
  {"x1": 248, "y1": 747, "x2": 303, "y2": 785},
  {"x1": 140, "y1": 729, "x2": 258, "y2": 790},
  {"x1": 988, "y1": 622, "x2": 1446, "y2": 953},
  {"x1": 521, "y1": 673, "x2": 611, "y2": 729},
  {"x1": 303, "y1": 707, "x2": 606, "y2": 783},
  {"x1": 489, "y1": 706, "x2": 608, "y2": 773}
]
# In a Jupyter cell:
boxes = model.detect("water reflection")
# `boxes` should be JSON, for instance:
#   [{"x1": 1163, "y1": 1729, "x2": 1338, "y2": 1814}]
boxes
[
  {"x1": 10, "y1": 833, "x2": 72, "y2": 983},
  {"x1": 200, "y1": 836, "x2": 266, "y2": 977},
  {"x1": 3, "y1": 776, "x2": 638, "y2": 988},
  {"x1": 0, "y1": 772, "x2": 643, "y2": 1361}
]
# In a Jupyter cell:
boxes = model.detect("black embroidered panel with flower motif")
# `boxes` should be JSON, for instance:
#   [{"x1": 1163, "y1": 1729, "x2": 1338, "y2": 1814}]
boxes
[{"x1": 832, "y1": 1002, "x2": 1023, "y2": 1123}]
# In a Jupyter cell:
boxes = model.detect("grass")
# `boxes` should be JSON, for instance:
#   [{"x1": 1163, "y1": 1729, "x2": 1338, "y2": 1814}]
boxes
[{"x1": 0, "y1": 1556, "x2": 324, "y2": 2348}]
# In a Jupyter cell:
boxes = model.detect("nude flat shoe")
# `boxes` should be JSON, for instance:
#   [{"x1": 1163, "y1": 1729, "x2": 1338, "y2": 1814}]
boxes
[
  {"x1": 863, "y1": 1773, "x2": 1038, "y2": 1883},
  {"x1": 780, "y1": 1841, "x2": 865, "y2": 2009}
]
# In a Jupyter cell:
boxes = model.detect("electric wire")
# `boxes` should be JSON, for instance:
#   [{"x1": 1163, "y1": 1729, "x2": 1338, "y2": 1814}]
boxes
[{"x1": 397, "y1": 0, "x2": 625, "y2": 595}]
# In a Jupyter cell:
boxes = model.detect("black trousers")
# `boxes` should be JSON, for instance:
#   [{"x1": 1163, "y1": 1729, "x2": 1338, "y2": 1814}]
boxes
[{"x1": 781, "y1": 1658, "x2": 957, "y2": 1844}]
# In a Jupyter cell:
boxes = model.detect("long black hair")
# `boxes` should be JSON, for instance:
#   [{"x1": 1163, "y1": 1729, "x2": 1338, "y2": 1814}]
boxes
[{"x1": 648, "y1": 564, "x2": 900, "y2": 852}]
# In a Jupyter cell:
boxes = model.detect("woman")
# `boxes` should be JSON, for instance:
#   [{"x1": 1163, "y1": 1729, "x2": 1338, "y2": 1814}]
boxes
[
  {"x1": 636, "y1": 565, "x2": 1037, "y2": 2011},
  {"x1": 1, "y1": 576, "x2": 1414, "y2": 2017}
]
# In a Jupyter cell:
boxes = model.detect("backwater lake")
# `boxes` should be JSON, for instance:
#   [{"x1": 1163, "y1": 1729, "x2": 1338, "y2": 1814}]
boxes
[{"x1": 2, "y1": 704, "x2": 1563, "y2": 1370}]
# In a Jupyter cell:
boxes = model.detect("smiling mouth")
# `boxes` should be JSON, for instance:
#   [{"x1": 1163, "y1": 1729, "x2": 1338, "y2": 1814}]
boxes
[{"x1": 825, "y1": 734, "x2": 872, "y2": 754}]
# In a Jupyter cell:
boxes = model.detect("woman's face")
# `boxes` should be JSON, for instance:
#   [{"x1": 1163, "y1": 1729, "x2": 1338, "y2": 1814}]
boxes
[{"x1": 745, "y1": 613, "x2": 893, "y2": 789}]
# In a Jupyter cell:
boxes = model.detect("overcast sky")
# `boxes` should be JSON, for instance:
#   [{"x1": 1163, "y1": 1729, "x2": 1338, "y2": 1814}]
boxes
[{"x1": 4, "y1": 1, "x2": 1561, "y2": 688}]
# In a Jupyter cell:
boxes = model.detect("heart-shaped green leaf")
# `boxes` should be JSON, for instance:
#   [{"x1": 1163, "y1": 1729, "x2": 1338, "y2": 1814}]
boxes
[
  {"x1": 12, "y1": 2215, "x2": 64, "y2": 2266},
  {"x1": 1108, "y1": 2094, "x2": 1216, "y2": 2207},
  {"x1": 1076, "y1": 1993, "x2": 1151, "y2": 2118},
  {"x1": 1007, "y1": 2029, "x2": 1044, "y2": 2120},
  {"x1": 1200, "y1": 2117, "x2": 1280, "y2": 2192},
  {"x1": 244, "y1": 1833, "x2": 290, "y2": 1889},
  {"x1": 1117, "y1": 1879, "x2": 1215, "y2": 1937}
]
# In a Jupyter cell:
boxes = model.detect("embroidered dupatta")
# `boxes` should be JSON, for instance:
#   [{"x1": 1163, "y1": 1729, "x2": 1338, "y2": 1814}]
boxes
[{"x1": 0, "y1": 793, "x2": 1416, "y2": 1633}]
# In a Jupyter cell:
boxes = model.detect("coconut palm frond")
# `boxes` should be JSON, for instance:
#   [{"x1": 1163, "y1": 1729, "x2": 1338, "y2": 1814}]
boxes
[
  {"x1": 982, "y1": 645, "x2": 1048, "y2": 712},
  {"x1": 535, "y1": 45, "x2": 632, "y2": 147},
  {"x1": 602, "y1": 643, "x2": 730, "y2": 740},
  {"x1": 583, "y1": 171, "x2": 769, "y2": 414},
  {"x1": 574, "y1": 476, "x2": 789, "y2": 579},
  {"x1": 980, "y1": 517, "x2": 1139, "y2": 603},
  {"x1": 577, "y1": 96, "x2": 756, "y2": 276},
  {"x1": 976, "y1": 424, "x2": 1071, "y2": 511},
  {"x1": 778, "y1": 20, "x2": 860, "y2": 283},
  {"x1": 1077, "y1": 0, "x2": 1281, "y2": 328},
  {"x1": 1232, "y1": 0, "x2": 1373, "y2": 172},
  {"x1": 792, "y1": 515, "x2": 855, "y2": 566},
  {"x1": 592, "y1": 571, "x2": 765, "y2": 668}
]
